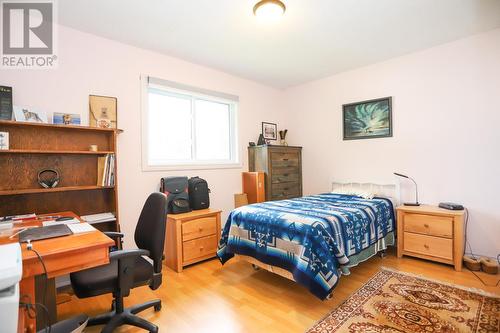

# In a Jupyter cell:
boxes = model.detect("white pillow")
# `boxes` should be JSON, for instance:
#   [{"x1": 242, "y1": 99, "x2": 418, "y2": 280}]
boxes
[{"x1": 332, "y1": 187, "x2": 375, "y2": 199}]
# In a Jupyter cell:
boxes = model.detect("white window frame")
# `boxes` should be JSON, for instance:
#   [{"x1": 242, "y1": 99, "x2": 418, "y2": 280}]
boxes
[{"x1": 141, "y1": 75, "x2": 241, "y2": 171}]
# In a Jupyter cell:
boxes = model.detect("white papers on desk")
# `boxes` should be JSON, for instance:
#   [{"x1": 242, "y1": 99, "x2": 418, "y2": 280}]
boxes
[
  {"x1": 0, "y1": 222, "x2": 13, "y2": 231},
  {"x1": 0, "y1": 213, "x2": 36, "y2": 223},
  {"x1": 42, "y1": 218, "x2": 80, "y2": 227},
  {"x1": 67, "y1": 223, "x2": 96, "y2": 234},
  {"x1": 80, "y1": 212, "x2": 116, "y2": 225}
]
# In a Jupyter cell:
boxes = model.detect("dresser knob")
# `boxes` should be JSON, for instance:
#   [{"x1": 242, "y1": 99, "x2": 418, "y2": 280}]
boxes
[
  {"x1": 283, "y1": 158, "x2": 289, "y2": 161},
  {"x1": 199, "y1": 227, "x2": 203, "y2": 232},
  {"x1": 424, "y1": 224, "x2": 429, "y2": 228},
  {"x1": 284, "y1": 173, "x2": 289, "y2": 177},
  {"x1": 424, "y1": 244, "x2": 429, "y2": 249},
  {"x1": 199, "y1": 246, "x2": 204, "y2": 251}
]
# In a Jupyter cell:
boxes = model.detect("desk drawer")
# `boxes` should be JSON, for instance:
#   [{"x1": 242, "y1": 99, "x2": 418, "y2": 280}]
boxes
[
  {"x1": 403, "y1": 232, "x2": 453, "y2": 260},
  {"x1": 182, "y1": 217, "x2": 217, "y2": 241},
  {"x1": 183, "y1": 235, "x2": 218, "y2": 262},
  {"x1": 404, "y1": 214, "x2": 453, "y2": 238}
]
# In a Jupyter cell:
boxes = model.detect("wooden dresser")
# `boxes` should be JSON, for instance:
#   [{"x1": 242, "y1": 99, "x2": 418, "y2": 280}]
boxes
[
  {"x1": 396, "y1": 205, "x2": 465, "y2": 271},
  {"x1": 248, "y1": 145, "x2": 302, "y2": 201},
  {"x1": 165, "y1": 209, "x2": 221, "y2": 272}
]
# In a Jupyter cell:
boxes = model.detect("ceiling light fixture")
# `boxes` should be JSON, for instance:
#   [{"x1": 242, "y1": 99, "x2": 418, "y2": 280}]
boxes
[{"x1": 253, "y1": 0, "x2": 286, "y2": 21}]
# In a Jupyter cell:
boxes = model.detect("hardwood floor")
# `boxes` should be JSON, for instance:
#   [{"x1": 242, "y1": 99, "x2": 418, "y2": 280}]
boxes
[{"x1": 57, "y1": 249, "x2": 499, "y2": 333}]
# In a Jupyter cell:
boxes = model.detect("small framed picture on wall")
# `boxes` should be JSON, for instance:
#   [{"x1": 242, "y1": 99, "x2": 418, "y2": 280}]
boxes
[{"x1": 262, "y1": 122, "x2": 277, "y2": 140}]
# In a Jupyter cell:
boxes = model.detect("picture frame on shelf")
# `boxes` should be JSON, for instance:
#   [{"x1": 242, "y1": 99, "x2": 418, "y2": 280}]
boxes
[
  {"x1": 343, "y1": 97, "x2": 392, "y2": 140},
  {"x1": 13, "y1": 106, "x2": 48, "y2": 123},
  {"x1": 89, "y1": 95, "x2": 117, "y2": 129},
  {"x1": 262, "y1": 122, "x2": 277, "y2": 140},
  {"x1": 53, "y1": 112, "x2": 81, "y2": 125}
]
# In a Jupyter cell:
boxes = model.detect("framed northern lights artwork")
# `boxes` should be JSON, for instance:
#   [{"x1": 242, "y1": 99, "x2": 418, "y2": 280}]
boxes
[{"x1": 343, "y1": 97, "x2": 392, "y2": 140}]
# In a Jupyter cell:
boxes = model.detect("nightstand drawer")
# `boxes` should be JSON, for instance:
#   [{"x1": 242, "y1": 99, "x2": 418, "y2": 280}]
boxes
[
  {"x1": 404, "y1": 213, "x2": 453, "y2": 238},
  {"x1": 403, "y1": 232, "x2": 453, "y2": 260},
  {"x1": 182, "y1": 217, "x2": 217, "y2": 241},
  {"x1": 183, "y1": 235, "x2": 218, "y2": 262}
]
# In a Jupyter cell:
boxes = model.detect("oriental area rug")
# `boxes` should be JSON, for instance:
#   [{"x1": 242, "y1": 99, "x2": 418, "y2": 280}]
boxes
[{"x1": 307, "y1": 268, "x2": 499, "y2": 333}]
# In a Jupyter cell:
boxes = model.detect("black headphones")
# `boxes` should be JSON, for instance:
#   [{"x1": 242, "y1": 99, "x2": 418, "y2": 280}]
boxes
[{"x1": 38, "y1": 169, "x2": 60, "y2": 188}]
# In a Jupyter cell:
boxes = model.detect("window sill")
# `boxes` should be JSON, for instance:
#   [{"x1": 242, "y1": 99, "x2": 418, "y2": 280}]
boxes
[{"x1": 142, "y1": 162, "x2": 243, "y2": 172}]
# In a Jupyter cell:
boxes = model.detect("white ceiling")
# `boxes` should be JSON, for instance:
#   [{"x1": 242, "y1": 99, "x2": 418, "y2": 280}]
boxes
[{"x1": 58, "y1": 0, "x2": 500, "y2": 88}]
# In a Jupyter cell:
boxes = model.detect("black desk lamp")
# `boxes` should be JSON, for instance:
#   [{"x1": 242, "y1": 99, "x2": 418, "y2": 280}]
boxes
[{"x1": 394, "y1": 172, "x2": 420, "y2": 206}]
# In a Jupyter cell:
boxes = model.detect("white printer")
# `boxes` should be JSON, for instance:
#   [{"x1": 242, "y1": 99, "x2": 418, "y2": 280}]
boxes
[{"x1": 0, "y1": 243, "x2": 22, "y2": 333}]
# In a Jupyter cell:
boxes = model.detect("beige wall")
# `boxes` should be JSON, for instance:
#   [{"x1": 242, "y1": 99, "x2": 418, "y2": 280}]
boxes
[
  {"x1": 3, "y1": 23, "x2": 498, "y2": 258},
  {"x1": 0, "y1": 25, "x2": 286, "y2": 247},
  {"x1": 284, "y1": 28, "x2": 500, "y2": 258}
]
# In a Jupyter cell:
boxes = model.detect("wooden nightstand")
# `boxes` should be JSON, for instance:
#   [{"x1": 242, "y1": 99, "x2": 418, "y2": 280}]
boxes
[
  {"x1": 164, "y1": 209, "x2": 221, "y2": 272},
  {"x1": 396, "y1": 205, "x2": 465, "y2": 271}
]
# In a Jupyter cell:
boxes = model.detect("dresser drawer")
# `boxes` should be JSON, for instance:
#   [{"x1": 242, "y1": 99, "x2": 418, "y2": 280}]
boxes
[
  {"x1": 404, "y1": 214, "x2": 453, "y2": 238},
  {"x1": 403, "y1": 232, "x2": 453, "y2": 260},
  {"x1": 182, "y1": 217, "x2": 217, "y2": 241},
  {"x1": 270, "y1": 152, "x2": 299, "y2": 168},
  {"x1": 182, "y1": 235, "x2": 218, "y2": 262},
  {"x1": 271, "y1": 187, "x2": 301, "y2": 200},
  {"x1": 271, "y1": 172, "x2": 300, "y2": 184},
  {"x1": 272, "y1": 166, "x2": 299, "y2": 176},
  {"x1": 271, "y1": 182, "x2": 300, "y2": 199}
]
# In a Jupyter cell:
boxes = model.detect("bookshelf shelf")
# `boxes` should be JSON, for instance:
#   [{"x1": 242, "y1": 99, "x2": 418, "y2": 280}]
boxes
[
  {"x1": 0, "y1": 120, "x2": 122, "y2": 233},
  {"x1": 0, "y1": 186, "x2": 114, "y2": 196},
  {"x1": 0, "y1": 120, "x2": 123, "y2": 133},
  {"x1": 0, "y1": 149, "x2": 115, "y2": 155}
]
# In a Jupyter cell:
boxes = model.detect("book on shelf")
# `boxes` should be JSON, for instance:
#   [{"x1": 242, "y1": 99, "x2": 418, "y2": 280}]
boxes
[
  {"x1": 0, "y1": 86, "x2": 13, "y2": 120},
  {"x1": 97, "y1": 153, "x2": 115, "y2": 186}
]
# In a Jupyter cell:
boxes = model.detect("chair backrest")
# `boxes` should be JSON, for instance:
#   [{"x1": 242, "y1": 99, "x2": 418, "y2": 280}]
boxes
[{"x1": 134, "y1": 192, "x2": 168, "y2": 273}]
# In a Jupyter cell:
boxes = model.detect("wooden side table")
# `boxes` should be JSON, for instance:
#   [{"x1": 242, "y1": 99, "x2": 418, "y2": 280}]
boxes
[
  {"x1": 396, "y1": 205, "x2": 465, "y2": 271},
  {"x1": 164, "y1": 209, "x2": 221, "y2": 272}
]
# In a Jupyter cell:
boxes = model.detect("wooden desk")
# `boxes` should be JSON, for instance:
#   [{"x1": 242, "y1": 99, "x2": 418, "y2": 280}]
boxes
[{"x1": 0, "y1": 211, "x2": 114, "y2": 333}]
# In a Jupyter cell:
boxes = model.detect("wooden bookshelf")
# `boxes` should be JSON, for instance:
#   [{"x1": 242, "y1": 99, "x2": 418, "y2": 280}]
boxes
[{"x1": 0, "y1": 120, "x2": 122, "y2": 232}]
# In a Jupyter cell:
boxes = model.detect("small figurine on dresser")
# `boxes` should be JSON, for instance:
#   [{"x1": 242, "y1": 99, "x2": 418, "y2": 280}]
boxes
[{"x1": 279, "y1": 129, "x2": 288, "y2": 146}]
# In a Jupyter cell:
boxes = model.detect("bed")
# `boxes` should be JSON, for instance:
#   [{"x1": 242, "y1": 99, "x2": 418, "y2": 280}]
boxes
[{"x1": 217, "y1": 182, "x2": 398, "y2": 300}]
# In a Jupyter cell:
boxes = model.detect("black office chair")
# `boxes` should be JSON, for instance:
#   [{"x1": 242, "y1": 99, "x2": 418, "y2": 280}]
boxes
[{"x1": 70, "y1": 192, "x2": 168, "y2": 333}]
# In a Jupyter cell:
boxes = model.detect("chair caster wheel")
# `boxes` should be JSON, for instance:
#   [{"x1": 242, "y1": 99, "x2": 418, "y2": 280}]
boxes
[{"x1": 154, "y1": 303, "x2": 162, "y2": 311}]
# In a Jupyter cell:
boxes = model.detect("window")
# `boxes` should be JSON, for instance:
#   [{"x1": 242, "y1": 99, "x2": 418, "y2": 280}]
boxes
[{"x1": 142, "y1": 77, "x2": 239, "y2": 170}]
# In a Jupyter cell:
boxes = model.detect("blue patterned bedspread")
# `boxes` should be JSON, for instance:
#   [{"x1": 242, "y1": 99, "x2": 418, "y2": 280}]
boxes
[{"x1": 217, "y1": 193, "x2": 395, "y2": 299}]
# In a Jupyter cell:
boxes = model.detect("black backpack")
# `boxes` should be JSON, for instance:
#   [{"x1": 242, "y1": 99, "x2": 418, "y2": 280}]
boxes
[
  {"x1": 160, "y1": 177, "x2": 191, "y2": 214},
  {"x1": 188, "y1": 177, "x2": 210, "y2": 210}
]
